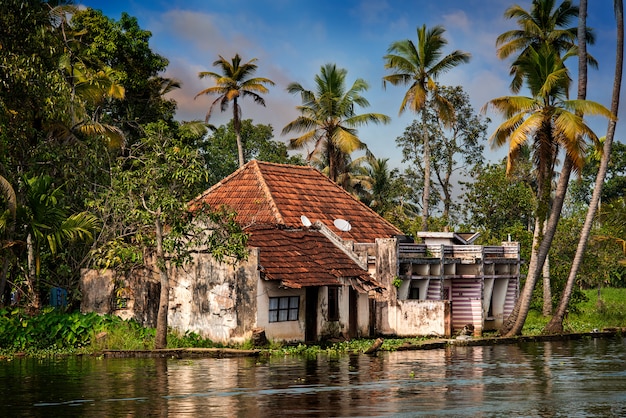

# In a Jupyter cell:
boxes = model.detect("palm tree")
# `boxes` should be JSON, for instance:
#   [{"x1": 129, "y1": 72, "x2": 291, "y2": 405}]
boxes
[
  {"x1": 52, "y1": 6, "x2": 127, "y2": 149},
  {"x1": 383, "y1": 24, "x2": 470, "y2": 231},
  {"x1": 0, "y1": 175, "x2": 17, "y2": 305},
  {"x1": 19, "y1": 175, "x2": 99, "y2": 309},
  {"x1": 484, "y1": 44, "x2": 613, "y2": 337},
  {"x1": 282, "y1": 63, "x2": 390, "y2": 183},
  {"x1": 492, "y1": 0, "x2": 603, "y2": 336},
  {"x1": 195, "y1": 54, "x2": 275, "y2": 167},
  {"x1": 496, "y1": 0, "x2": 596, "y2": 93},
  {"x1": 545, "y1": 0, "x2": 624, "y2": 334}
]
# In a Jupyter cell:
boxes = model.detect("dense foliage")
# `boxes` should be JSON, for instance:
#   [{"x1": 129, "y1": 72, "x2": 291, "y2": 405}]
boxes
[
  {"x1": 0, "y1": 0, "x2": 624, "y2": 345},
  {"x1": 0, "y1": 307, "x2": 140, "y2": 351}
]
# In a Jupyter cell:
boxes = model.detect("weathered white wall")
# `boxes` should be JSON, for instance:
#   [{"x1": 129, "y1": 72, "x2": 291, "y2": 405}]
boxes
[
  {"x1": 392, "y1": 300, "x2": 449, "y2": 337},
  {"x1": 168, "y1": 249, "x2": 260, "y2": 344},
  {"x1": 374, "y1": 238, "x2": 398, "y2": 336},
  {"x1": 357, "y1": 292, "x2": 370, "y2": 336},
  {"x1": 319, "y1": 286, "x2": 343, "y2": 339},
  {"x1": 80, "y1": 269, "x2": 114, "y2": 315},
  {"x1": 80, "y1": 249, "x2": 261, "y2": 345},
  {"x1": 257, "y1": 281, "x2": 306, "y2": 342},
  {"x1": 80, "y1": 268, "x2": 160, "y2": 326}
]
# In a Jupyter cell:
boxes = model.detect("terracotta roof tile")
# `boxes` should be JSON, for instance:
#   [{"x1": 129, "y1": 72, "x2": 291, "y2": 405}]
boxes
[
  {"x1": 192, "y1": 160, "x2": 403, "y2": 243},
  {"x1": 247, "y1": 227, "x2": 380, "y2": 290}
]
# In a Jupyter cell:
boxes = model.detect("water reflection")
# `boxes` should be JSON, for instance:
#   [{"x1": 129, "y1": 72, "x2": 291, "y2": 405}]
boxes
[{"x1": 1, "y1": 337, "x2": 625, "y2": 417}]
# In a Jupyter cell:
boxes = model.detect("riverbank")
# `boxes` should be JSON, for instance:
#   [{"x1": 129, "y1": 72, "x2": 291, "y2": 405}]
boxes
[
  {"x1": 2, "y1": 288, "x2": 625, "y2": 360},
  {"x1": 95, "y1": 328, "x2": 624, "y2": 359}
]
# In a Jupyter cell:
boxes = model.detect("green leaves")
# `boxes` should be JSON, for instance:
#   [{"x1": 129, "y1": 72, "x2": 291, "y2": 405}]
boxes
[
  {"x1": 283, "y1": 63, "x2": 389, "y2": 182},
  {"x1": 0, "y1": 308, "x2": 110, "y2": 350},
  {"x1": 383, "y1": 24, "x2": 471, "y2": 118},
  {"x1": 90, "y1": 120, "x2": 249, "y2": 270},
  {"x1": 20, "y1": 174, "x2": 99, "y2": 255}
]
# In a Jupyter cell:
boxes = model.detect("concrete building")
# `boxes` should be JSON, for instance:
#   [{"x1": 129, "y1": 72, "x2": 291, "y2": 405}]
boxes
[{"x1": 80, "y1": 161, "x2": 520, "y2": 343}]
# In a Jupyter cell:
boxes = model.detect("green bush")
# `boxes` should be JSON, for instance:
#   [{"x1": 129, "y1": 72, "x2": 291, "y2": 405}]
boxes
[
  {"x1": 0, "y1": 308, "x2": 219, "y2": 355},
  {"x1": 167, "y1": 330, "x2": 217, "y2": 348},
  {"x1": 0, "y1": 307, "x2": 115, "y2": 350}
]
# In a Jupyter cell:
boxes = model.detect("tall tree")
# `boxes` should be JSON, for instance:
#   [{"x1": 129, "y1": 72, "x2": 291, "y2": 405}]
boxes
[
  {"x1": 488, "y1": 0, "x2": 611, "y2": 336},
  {"x1": 545, "y1": 0, "x2": 624, "y2": 333},
  {"x1": 89, "y1": 121, "x2": 248, "y2": 348},
  {"x1": 195, "y1": 54, "x2": 275, "y2": 168},
  {"x1": 201, "y1": 119, "x2": 305, "y2": 185},
  {"x1": 69, "y1": 9, "x2": 176, "y2": 143},
  {"x1": 383, "y1": 24, "x2": 470, "y2": 231},
  {"x1": 496, "y1": 4, "x2": 594, "y2": 319},
  {"x1": 396, "y1": 85, "x2": 486, "y2": 224},
  {"x1": 282, "y1": 63, "x2": 390, "y2": 183},
  {"x1": 484, "y1": 44, "x2": 613, "y2": 337},
  {"x1": 0, "y1": 0, "x2": 64, "y2": 179}
]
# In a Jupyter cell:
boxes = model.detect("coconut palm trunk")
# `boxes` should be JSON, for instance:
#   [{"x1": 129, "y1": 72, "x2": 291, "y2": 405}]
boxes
[
  {"x1": 25, "y1": 233, "x2": 41, "y2": 309},
  {"x1": 383, "y1": 25, "x2": 470, "y2": 230},
  {"x1": 545, "y1": 0, "x2": 623, "y2": 334},
  {"x1": 542, "y1": 252, "x2": 552, "y2": 316},
  {"x1": 421, "y1": 108, "x2": 431, "y2": 231},
  {"x1": 501, "y1": 157, "x2": 573, "y2": 336},
  {"x1": 232, "y1": 97, "x2": 245, "y2": 167}
]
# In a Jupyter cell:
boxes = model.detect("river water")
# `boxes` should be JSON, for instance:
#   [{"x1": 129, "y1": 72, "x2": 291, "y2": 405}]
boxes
[{"x1": 1, "y1": 337, "x2": 625, "y2": 417}]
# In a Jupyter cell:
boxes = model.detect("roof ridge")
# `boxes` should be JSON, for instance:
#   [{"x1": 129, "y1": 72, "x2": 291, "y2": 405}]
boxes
[
  {"x1": 311, "y1": 166, "x2": 403, "y2": 234},
  {"x1": 253, "y1": 160, "x2": 285, "y2": 224},
  {"x1": 189, "y1": 160, "x2": 251, "y2": 206}
]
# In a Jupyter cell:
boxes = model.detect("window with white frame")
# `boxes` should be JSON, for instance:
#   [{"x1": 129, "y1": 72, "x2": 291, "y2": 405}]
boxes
[{"x1": 269, "y1": 296, "x2": 299, "y2": 322}]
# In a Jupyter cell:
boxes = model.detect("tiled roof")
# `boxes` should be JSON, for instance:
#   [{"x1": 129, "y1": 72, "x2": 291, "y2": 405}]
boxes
[
  {"x1": 247, "y1": 227, "x2": 380, "y2": 291},
  {"x1": 191, "y1": 160, "x2": 403, "y2": 243}
]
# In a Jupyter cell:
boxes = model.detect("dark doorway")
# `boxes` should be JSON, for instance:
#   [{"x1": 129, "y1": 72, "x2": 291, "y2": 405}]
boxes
[
  {"x1": 305, "y1": 287, "x2": 318, "y2": 342},
  {"x1": 369, "y1": 299, "x2": 376, "y2": 337}
]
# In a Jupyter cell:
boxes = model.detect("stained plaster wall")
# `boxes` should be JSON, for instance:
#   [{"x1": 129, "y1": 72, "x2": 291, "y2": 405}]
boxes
[
  {"x1": 168, "y1": 249, "x2": 260, "y2": 344},
  {"x1": 355, "y1": 291, "x2": 370, "y2": 337},
  {"x1": 322, "y1": 285, "x2": 370, "y2": 339},
  {"x1": 393, "y1": 300, "x2": 449, "y2": 337},
  {"x1": 374, "y1": 237, "x2": 450, "y2": 337},
  {"x1": 80, "y1": 268, "x2": 160, "y2": 326},
  {"x1": 80, "y1": 249, "x2": 260, "y2": 344}
]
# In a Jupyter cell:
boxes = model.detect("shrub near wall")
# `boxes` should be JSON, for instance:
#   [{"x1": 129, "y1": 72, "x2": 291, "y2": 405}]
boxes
[{"x1": 0, "y1": 308, "x2": 141, "y2": 351}]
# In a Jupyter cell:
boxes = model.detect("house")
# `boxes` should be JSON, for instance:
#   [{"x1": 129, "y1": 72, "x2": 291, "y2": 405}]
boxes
[
  {"x1": 80, "y1": 160, "x2": 520, "y2": 343},
  {"x1": 178, "y1": 160, "x2": 403, "y2": 342},
  {"x1": 81, "y1": 160, "x2": 401, "y2": 343}
]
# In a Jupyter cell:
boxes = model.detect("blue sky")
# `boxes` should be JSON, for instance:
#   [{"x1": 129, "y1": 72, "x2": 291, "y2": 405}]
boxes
[{"x1": 78, "y1": 0, "x2": 623, "y2": 168}]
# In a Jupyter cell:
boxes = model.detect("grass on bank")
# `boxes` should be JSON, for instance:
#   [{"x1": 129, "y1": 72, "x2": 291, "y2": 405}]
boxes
[
  {"x1": 1, "y1": 288, "x2": 625, "y2": 359},
  {"x1": 522, "y1": 287, "x2": 626, "y2": 334}
]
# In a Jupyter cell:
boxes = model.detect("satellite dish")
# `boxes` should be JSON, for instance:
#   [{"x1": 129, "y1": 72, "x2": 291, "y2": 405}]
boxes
[
  {"x1": 333, "y1": 218, "x2": 352, "y2": 232},
  {"x1": 301, "y1": 215, "x2": 312, "y2": 227}
]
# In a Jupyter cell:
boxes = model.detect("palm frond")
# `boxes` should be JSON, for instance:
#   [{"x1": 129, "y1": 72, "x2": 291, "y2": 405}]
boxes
[{"x1": 0, "y1": 176, "x2": 16, "y2": 222}]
